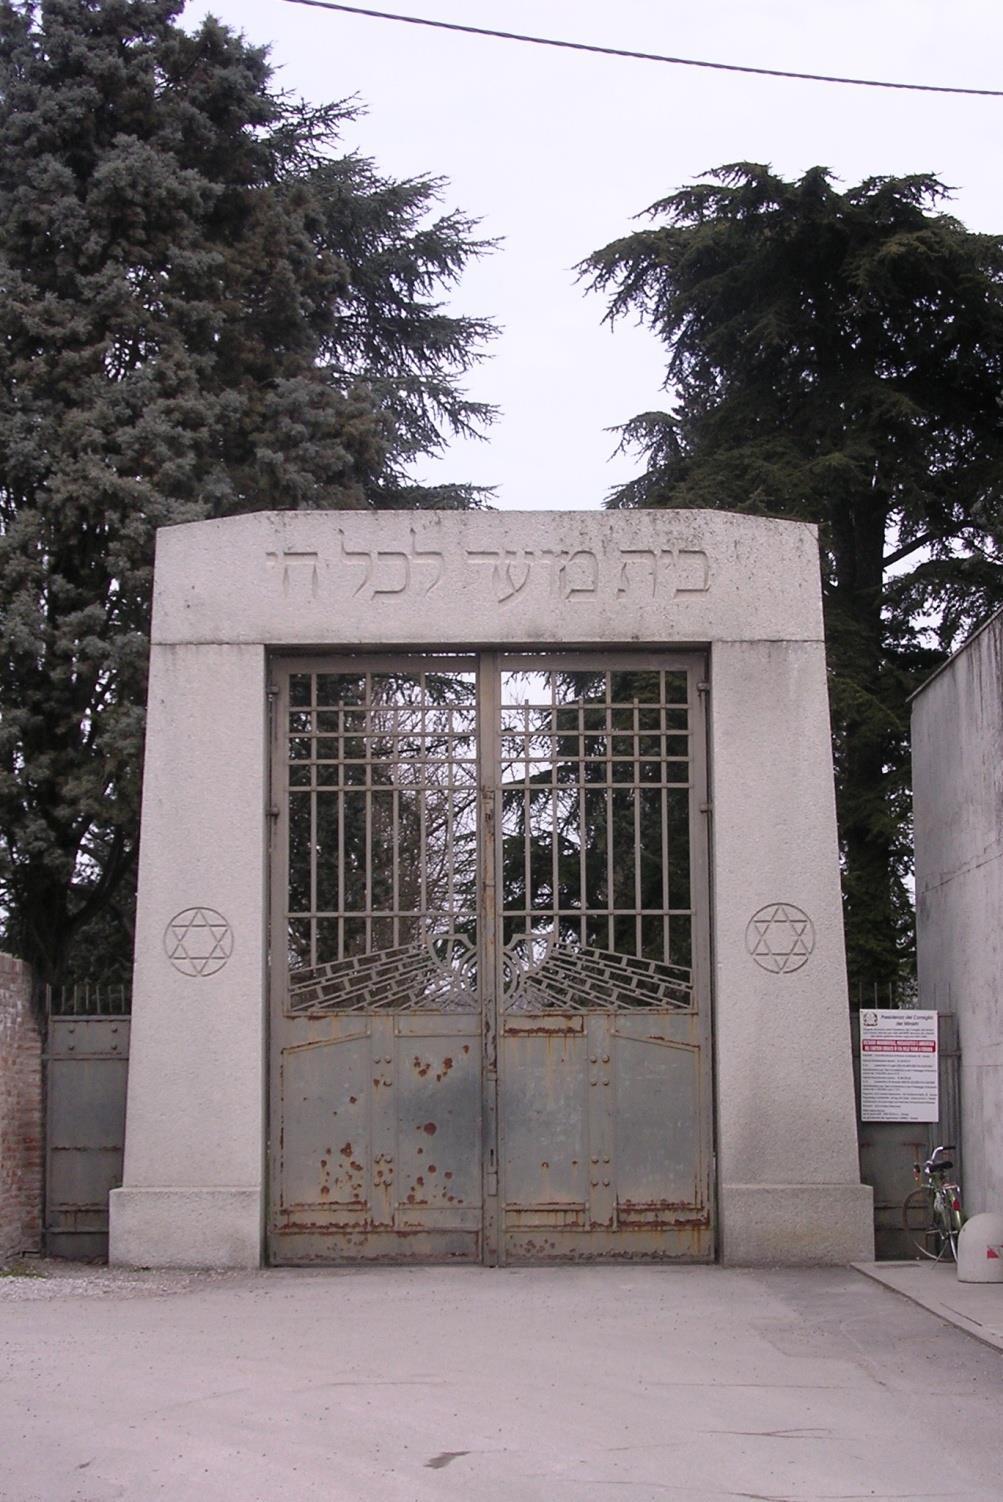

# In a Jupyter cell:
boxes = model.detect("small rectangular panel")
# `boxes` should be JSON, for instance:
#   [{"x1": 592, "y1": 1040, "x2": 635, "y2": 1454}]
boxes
[
  {"x1": 394, "y1": 1027, "x2": 482, "y2": 1227},
  {"x1": 273, "y1": 1228, "x2": 480, "y2": 1263},
  {"x1": 47, "y1": 1018, "x2": 130, "y2": 1061},
  {"x1": 277, "y1": 1032, "x2": 371, "y2": 1220},
  {"x1": 47, "y1": 1148, "x2": 125, "y2": 1219},
  {"x1": 504, "y1": 1224, "x2": 712, "y2": 1262},
  {"x1": 613, "y1": 1018, "x2": 707, "y2": 1217},
  {"x1": 47, "y1": 1056, "x2": 129, "y2": 1147},
  {"x1": 499, "y1": 1026, "x2": 589, "y2": 1213},
  {"x1": 395, "y1": 1014, "x2": 482, "y2": 1038},
  {"x1": 586, "y1": 1014, "x2": 615, "y2": 1229}
]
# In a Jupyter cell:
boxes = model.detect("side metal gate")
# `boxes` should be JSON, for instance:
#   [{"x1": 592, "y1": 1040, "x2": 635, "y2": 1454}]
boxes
[
  {"x1": 268, "y1": 653, "x2": 713, "y2": 1263},
  {"x1": 45, "y1": 987, "x2": 130, "y2": 1260}
]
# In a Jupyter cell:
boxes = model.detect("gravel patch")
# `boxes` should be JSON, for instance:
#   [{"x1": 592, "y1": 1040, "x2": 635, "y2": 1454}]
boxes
[{"x1": 0, "y1": 1258, "x2": 247, "y2": 1301}]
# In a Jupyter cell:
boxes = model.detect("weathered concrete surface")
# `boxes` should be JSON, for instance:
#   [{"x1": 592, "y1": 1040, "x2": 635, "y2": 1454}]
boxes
[
  {"x1": 2, "y1": 1265, "x2": 1002, "y2": 1502},
  {"x1": 913, "y1": 610, "x2": 1003, "y2": 1221},
  {"x1": 856, "y1": 1259, "x2": 1003, "y2": 1353},
  {"x1": 150, "y1": 509, "x2": 825, "y2": 648},
  {"x1": 712, "y1": 639, "x2": 870, "y2": 1264}
]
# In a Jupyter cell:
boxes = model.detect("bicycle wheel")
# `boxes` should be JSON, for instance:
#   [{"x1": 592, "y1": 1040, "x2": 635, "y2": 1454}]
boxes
[{"x1": 903, "y1": 1186, "x2": 944, "y2": 1259}]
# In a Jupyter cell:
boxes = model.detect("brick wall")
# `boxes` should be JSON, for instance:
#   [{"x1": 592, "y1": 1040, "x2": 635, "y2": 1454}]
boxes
[{"x1": 0, "y1": 954, "x2": 42, "y2": 1260}]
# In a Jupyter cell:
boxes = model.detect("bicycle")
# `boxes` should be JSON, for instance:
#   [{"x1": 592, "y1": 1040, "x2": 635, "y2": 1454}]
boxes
[{"x1": 902, "y1": 1143, "x2": 964, "y2": 1261}]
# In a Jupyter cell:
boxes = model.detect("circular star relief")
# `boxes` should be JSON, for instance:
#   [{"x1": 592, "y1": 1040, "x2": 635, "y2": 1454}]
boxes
[
  {"x1": 164, "y1": 907, "x2": 233, "y2": 977},
  {"x1": 745, "y1": 903, "x2": 815, "y2": 975}
]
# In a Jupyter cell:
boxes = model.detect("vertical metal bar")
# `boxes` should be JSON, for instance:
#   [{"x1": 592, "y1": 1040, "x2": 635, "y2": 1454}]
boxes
[
  {"x1": 660, "y1": 672, "x2": 671, "y2": 962},
  {"x1": 266, "y1": 661, "x2": 292, "y2": 1263},
  {"x1": 478, "y1": 653, "x2": 501, "y2": 1265},
  {"x1": 578, "y1": 696, "x2": 587, "y2": 949},
  {"x1": 550, "y1": 672, "x2": 559, "y2": 949},
  {"x1": 587, "y1": 1013, "x2": 616, "y2": 1230},
  {"x1": 605, "y1": 673, "x2": 614, "y2": 954},
  {"x1": 392, "y1": 779, "x2": 400, "y2": 949},
  {"x1": 309, "y1": 694, "x2": 318, "y2": 965},
  {"x1": 633, "y1": 694, "x2": 642, "y2": 957},
  {"x1": 370, "y1": 1014, "x2": 395, "y2": 1227},
  {"x1": 364, "y1": 672, "x2": 373, "y2": 953},
  {"x1": 336, "y1": 697, "x2": 345, "y2": 962},
  {"x1": 419, "y1": 672, "x2": 428, "y2": 936},
  {"x1": 690, "y1": 660, "x2": 715, "y2": 1253},
  {"x1": 446, "y1": 692, "x2": 457, "y2": 943},
  {"x1": 308, "y1": 674, "x2": 317, "y2": 968},
  {"x1": 522, "y1": 700, "x2": 531, "y2": 941}
]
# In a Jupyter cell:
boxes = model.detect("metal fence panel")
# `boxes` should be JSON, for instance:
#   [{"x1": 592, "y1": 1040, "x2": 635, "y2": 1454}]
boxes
[{"x1": 44, "y1": 1015, "x2": 130, "y2": 1260}]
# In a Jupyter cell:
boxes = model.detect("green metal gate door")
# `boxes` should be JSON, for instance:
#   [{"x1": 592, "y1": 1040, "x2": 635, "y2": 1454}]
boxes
[{"x1": 268, "y1": 653, "x2": 712, "y2": 1263}]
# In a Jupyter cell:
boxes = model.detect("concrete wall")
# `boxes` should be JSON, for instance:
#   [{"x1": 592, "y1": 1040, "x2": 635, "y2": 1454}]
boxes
[
  {"x1": 0, "y1": 954, "x2": 42, "y2": 1261},
  {"x1": 111, "y1": 509, "x2": 871, "y2": 1267},
  {"x1": 913, "y1": 613, "x2": 1003, "y2": 1217}
]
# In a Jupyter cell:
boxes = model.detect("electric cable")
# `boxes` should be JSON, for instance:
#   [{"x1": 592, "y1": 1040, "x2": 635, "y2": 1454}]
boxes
[{"x1": 279, "y1": 0, "x2": 1003, "y2": 98}]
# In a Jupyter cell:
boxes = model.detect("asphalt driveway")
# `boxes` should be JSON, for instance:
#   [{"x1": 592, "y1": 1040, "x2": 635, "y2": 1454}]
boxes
[{"x1": 1, "y1": 1262, "x2": 1002, "y2": 1501}]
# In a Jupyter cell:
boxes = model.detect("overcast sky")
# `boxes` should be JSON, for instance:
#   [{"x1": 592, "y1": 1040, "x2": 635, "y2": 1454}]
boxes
[{"x1": 186, "y1": 0, "x2": 1003, "y2": 511}]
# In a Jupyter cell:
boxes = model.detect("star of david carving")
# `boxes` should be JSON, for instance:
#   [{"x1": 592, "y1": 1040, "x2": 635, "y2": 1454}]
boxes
[
  {"x1": 164, "y1": 907, "x2": 233, "y2": 977},
  {"x1": 745, "y1": 902, "x2": 815, "y2": 975}
]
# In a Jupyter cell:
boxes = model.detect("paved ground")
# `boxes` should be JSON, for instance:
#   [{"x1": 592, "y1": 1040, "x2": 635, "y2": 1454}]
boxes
[
  {"x1": 856, "y1": 1261, "x2": 1003, "y2": 1355},
  {"x1": 2, "y1": 1262, "x2": 1002, "y2": 1502}
]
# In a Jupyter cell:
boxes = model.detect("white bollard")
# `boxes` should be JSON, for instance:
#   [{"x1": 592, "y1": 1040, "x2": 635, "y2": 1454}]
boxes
[{"x1": 957, "y1": 1212, "x2": 1003, "y2": 1283}]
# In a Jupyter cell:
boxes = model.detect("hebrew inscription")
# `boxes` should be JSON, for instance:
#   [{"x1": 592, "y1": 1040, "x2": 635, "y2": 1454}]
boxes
[
  {"x1": 266, "y1": 549, "x2": 320, "y2": 597},
  {"x1": 265, "y1": 534, "x2": 712, "y2": 606},
  {"x1": 340, "y1": 529, "x2": 444, "y2": 599},
  {"x1": 467, "y1": 544, "x2": 709, "y2": 603}
]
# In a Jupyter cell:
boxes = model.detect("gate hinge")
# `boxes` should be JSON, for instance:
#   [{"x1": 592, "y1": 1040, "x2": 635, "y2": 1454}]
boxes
[
  {"x1": 267, "y1": 804, "x2": 281, "y2": 821},
  {"x1": 266, "y1": 684, "x2": 279, "y2": 702},
  {"x1": 699, "y1": 801, "x2": 712, "y2": 815},
  {"x1": 696, "y1": 680, "x2": 710, "y2": 696}
]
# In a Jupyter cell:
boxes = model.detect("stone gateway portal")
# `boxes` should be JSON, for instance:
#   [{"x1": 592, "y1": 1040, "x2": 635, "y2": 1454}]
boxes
[{"x1": 110, "y1": 510, "x2": 873, "y2": 1268}]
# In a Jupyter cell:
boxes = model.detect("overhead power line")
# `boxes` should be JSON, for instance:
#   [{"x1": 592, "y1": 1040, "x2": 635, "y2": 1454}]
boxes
[{"x1": 280, "y1": 0, "x2": 1003, "y2": 98}]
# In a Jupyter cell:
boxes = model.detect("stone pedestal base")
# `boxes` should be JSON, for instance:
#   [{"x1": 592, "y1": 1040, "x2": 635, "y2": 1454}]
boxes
[
  {"x1": 109, "y1": 1188, "x2": 262, "y2": 1269},
  {"x1": 719, "y1": 1183, "x2": 874, "y2": 1266}
]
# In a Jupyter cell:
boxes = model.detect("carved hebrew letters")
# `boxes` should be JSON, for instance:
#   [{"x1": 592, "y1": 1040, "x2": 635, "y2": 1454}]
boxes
[
  {"x1": 469, "y1": 547, "x2": 602, "y2": 602},
  {"x1": 469, "y1": 545, "x2": 711, "y2": 604},
  {"x1": 265, "y1": 533, "x2": 711, "y2": 605},
  {"x1": 338, "y1": 529, "x2": 445, "y2": 600},
  {"x1": 266, "y1": 550, "x2": 320, "y2": 597},
  {"x1": 617, "y1": 549, "x2": 658, "y2": 598},
  {"x1": 564, "y1": 548, "x2": 599, "y2": 600},
  {"x1": 676, "y1": 548, "x2": 711, "y2": 594},
  {"x1": 467, "y1": 549, "x2": 534, "y2": 603}
]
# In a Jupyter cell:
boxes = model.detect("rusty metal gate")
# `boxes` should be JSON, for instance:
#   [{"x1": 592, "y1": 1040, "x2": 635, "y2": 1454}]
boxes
[
  {"x1": 268, "y1": 653, "x2": 712, "y2": 1263},
  {"x1": 45, "y1": 987, "x2": 130, "y2": 1260}
]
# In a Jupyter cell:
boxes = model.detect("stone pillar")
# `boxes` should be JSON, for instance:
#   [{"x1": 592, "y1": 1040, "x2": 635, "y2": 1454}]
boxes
[
  {"x1": 710, "y1": 639, "x2": 873, "y2": 1263},
  {"x1": 0, "y1": 954, "x2": 42, "y2": 1261},
  {"x1": 109, "y1": 642, "x2": 267, "y2": 1267}
]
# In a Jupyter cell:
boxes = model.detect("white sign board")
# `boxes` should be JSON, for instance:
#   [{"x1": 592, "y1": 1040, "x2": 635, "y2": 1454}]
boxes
[{"x1": 860, "y1": 1009, "x2": 939, "y2": 1123}]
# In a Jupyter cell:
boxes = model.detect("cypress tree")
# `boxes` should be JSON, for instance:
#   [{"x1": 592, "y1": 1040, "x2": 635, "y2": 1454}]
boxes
[
  {"x1": 0, "y1": 0, "x2": 494, "y2": 980},
  {"x1": 581, "y1": 165, "x2": 1003, "y2": 987}
]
